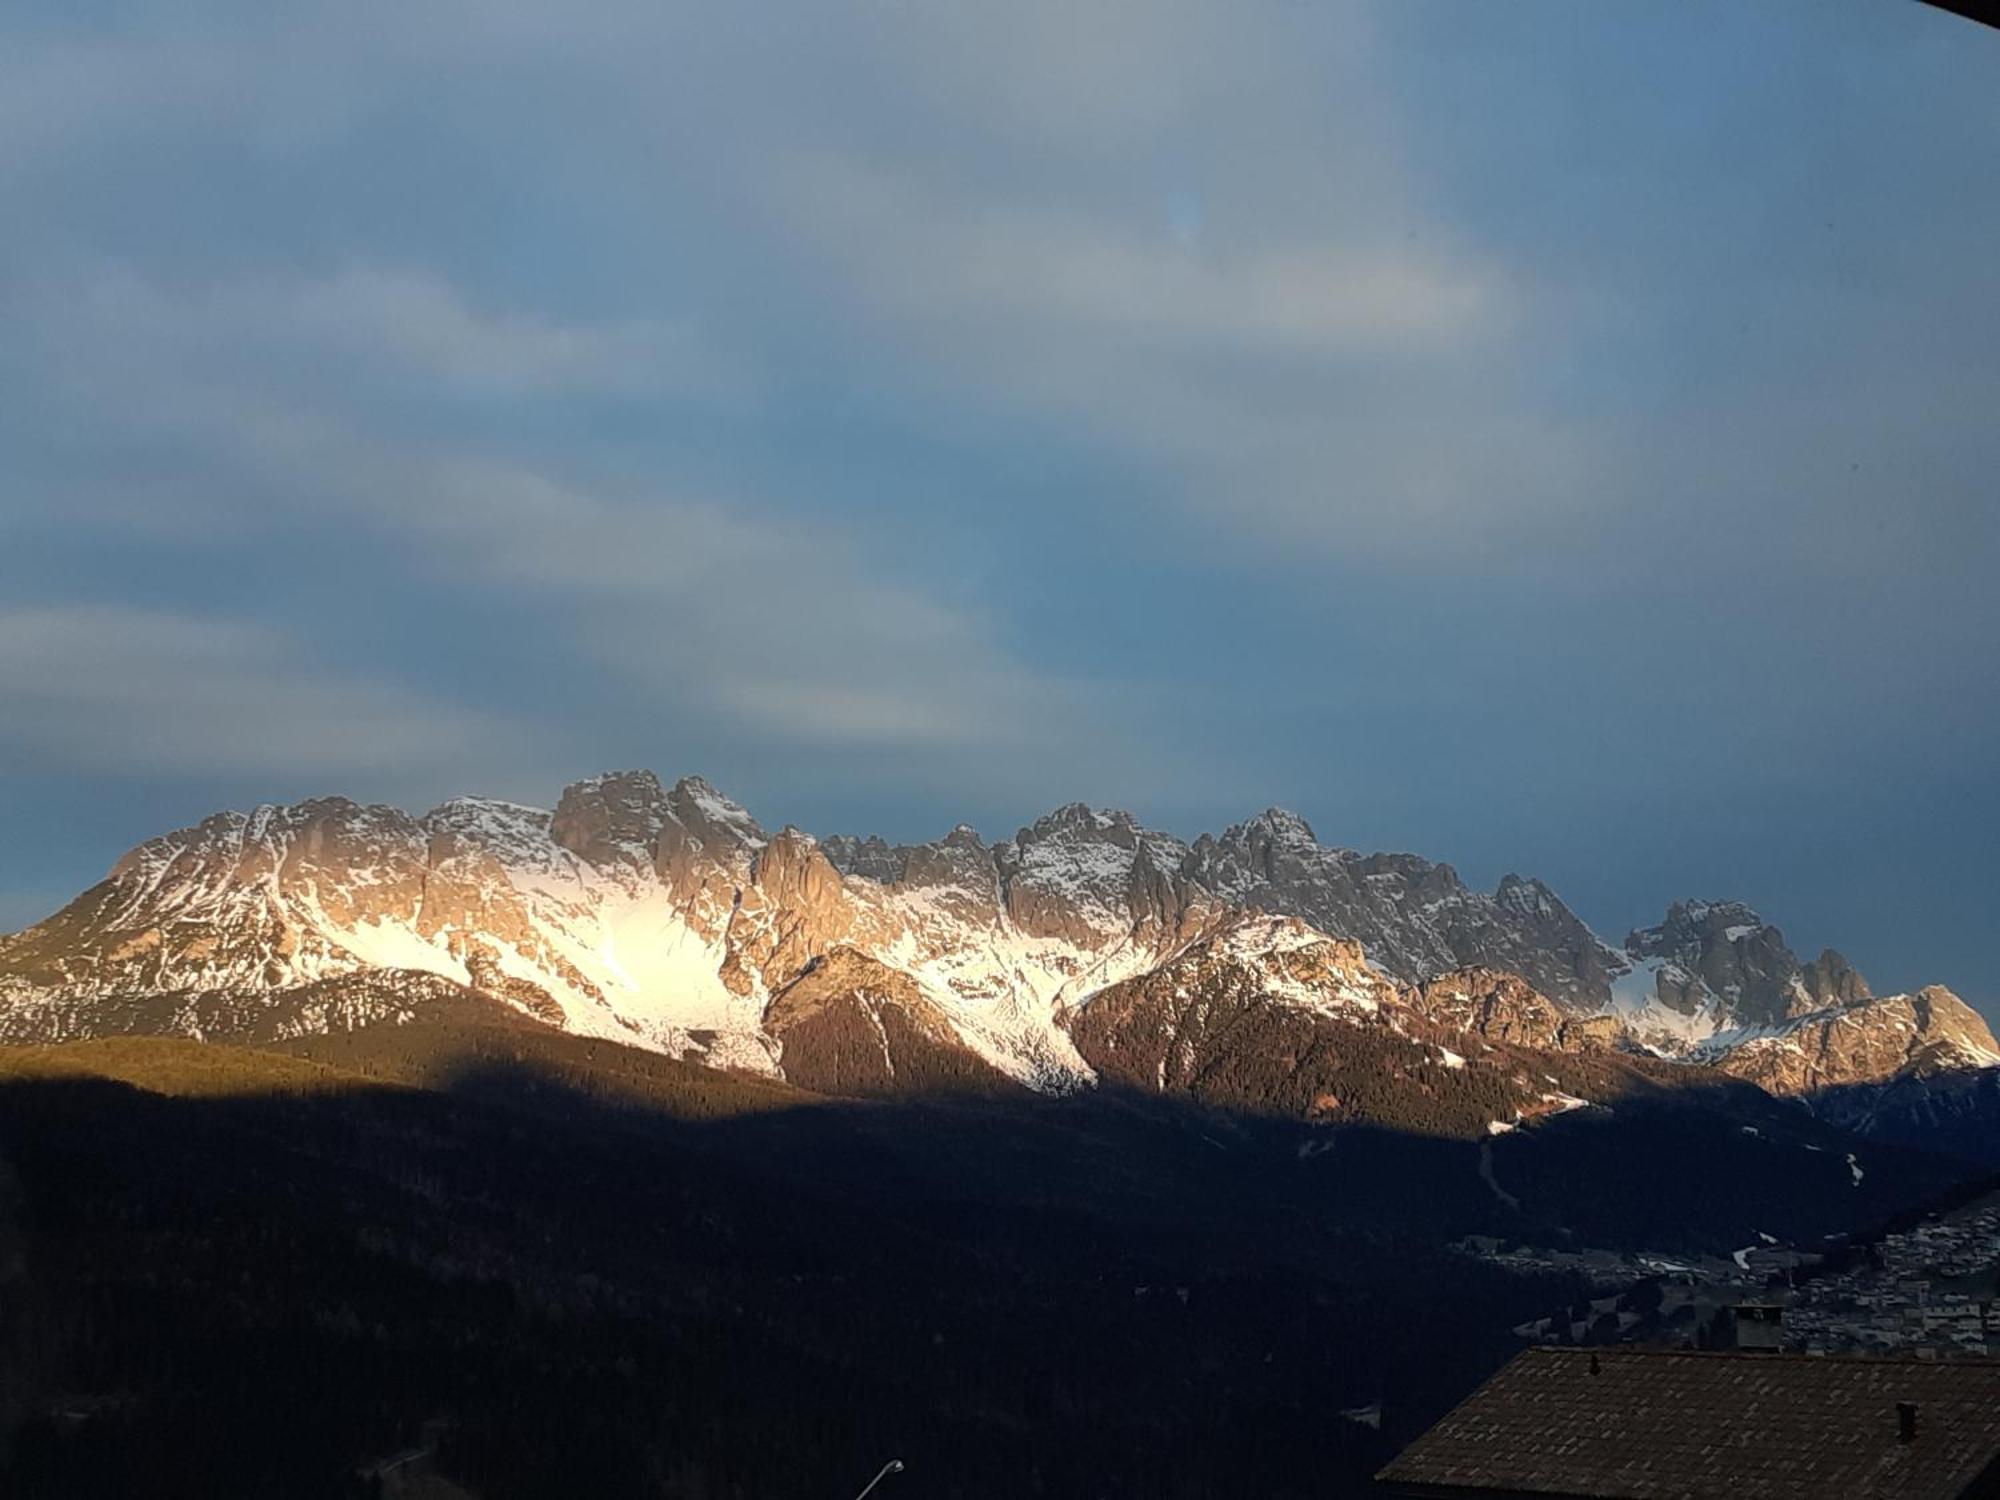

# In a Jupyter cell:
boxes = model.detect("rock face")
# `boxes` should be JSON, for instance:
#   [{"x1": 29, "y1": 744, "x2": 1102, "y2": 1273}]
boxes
[
  {"x1": 1063, "y1": 914, "x2": 1661, "y2": 1136},
  {"x1": 0, "y1": 769, "x2": 1986, "y2": 1118},
  {"x1": 1708, "y1": 986, "x2": 2000, "y2": 1097},
  {"x1": 1619, "y1": 900, "x2": 1848, "y2": 1033},
  {"x1": 1412, "y1": 968, "x2": 1621, "y2": 1053},
  {"x1": 1180, "y1": 810, "x2": 1620, "y2": 1007},
  {"x1": 762, "y1": 949, "x2": 1012, "y2": 1097}
]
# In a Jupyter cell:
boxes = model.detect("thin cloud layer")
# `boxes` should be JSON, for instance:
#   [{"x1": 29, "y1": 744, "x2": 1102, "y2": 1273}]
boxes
[{"x1": 0, "y1": 607, "x2": 517, "y2": 779}]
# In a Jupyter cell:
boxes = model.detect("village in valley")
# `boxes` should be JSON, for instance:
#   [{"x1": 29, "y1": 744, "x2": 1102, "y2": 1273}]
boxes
[{"x1": 1479, "y1": 1189, "x2": 2000, "y2": 1359}]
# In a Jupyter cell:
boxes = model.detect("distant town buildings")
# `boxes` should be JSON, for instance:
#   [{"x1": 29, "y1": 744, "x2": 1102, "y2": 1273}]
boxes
[{"x1": 1475, "y1": 1194, "x2": 2000, "y2": 1360}]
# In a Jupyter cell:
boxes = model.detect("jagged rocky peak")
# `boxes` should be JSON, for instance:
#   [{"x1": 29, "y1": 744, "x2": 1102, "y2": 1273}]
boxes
[
  {"x1": 1907, "y1": 985, "x2": 2000, "y2": 1060},
  {"x1": 1205, "y1": 804, "x2": 1318, "y2": 859},
  {"x1": 547, "y1": 769, "x2": 767, "y2": 884},
  {"x1": 117, "y1": 795, "x2": 420, "y2": 877},
  {"x1": 1607, "y1": 900, "x2": 1969, "y2": 1101},
  {"x1": 1627, "y1": 898, "x2": 1774, "y2": 958},
  {"x1": 549, "y1": 769, "x2": 671, "y2": 870},
  {"x1": 1356, "y1": 849, "x2": 1466, "y2": 903},
  {"x1": 1802, "y1": 947, "x2": 1872, "y2": 1009},
  {"x1": 664, "y1": 775, "x2": 765, "y2": 851},
  {"x1": 262, "y1": 799, "x2": 434, "y2": 925},
  {"x1": 820, "y1": 833, "x2": 900, "y2": 882},
  {"x1": 1186, "y1": 806, "x2": 1324, "y2": 885},
  {"x1": 1185, "y1": 813, "x2": 1618, "y2": 1008},
  {"x1": 823, "y1": 822, "x2": 991, "y2": 890},
  {"x1": 1624, "y1": 898, "x2": 1838, "y2": 1029},
  {"x1": 1074, "y1": 911, "x2": 1395, "y2": 1025},
  {"x1": 420, "y1": 797, "x2": 562, "y2": 877},
  {"x1": 900, "y1": 823, "x2": 991, "y2": 888},
  {"x1": 1015, "y1": 801, "x2": 1143, "y2": 846},
  {"x1": 994, "y1": 802, "x2": 1194, "y2": 947},
  {"x1": 749, "y1": 826, "x2": 846, "y2": 910},
  {"x1": 1494, "y1": 873, "x2": 1559, "y2": 919},
  {"x1": 123, "y1": 796, "x2": 433, "y2": 923},
  {"x1": 424, "y1": 795, "x2": 551, "y2": 843},
  {"x1": 1058, "y1": 911, "x2": 1643, "y2": 1134}
]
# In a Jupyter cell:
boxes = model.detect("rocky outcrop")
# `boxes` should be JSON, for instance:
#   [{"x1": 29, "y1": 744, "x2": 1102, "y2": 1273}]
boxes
[
  {"x1": 549, "y1": 770, "x2": 674, "y2": 875},
  {"x1": 718, "y1": 829, "x2": 856, "y2": 997},
  {"x1": 1709, "y1": 986, "x2": 2000, "y2": 1097},
  {"x1": 1412, "y1": 967, "x2": 1620, "y2": 1053},
  {"x1": 991, "y1": 804, "x2": 1210, "y2": 951},
  {"x1": 1061, "y1": 915, "x2": 1658, "y2": 1135},
  {"x1": 1063, "y1": 916, "x2": 1398, "y2": 1092},
  {"x1": 1621, "y1": 899, "x2": 1852, "y2": 1031},
  {"x1": 1182, "y1": 810, "x2": 1620, "y2": 1007},
  {"x1": 762, "y1": 948, "x2": 1012, "y2": 1096}
]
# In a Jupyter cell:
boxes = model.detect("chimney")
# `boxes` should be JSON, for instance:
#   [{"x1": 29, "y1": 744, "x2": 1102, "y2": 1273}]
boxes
[{"x1": 1898, "y1": 1402, "x2": 1920, "y2": 1445}]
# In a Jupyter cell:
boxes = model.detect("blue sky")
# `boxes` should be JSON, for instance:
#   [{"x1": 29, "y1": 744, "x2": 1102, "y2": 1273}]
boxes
[{"x1": 2, "y1": 1, "x2": 1996, "y2": 1013}]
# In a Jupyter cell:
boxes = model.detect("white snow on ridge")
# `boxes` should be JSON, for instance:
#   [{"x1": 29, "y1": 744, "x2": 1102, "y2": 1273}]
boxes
[{"x1": 323, "y1": 917, "x2": 471, "y2": 987}]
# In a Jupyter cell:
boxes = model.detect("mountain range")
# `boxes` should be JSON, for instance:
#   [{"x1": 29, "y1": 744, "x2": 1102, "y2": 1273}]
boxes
[
  {"x1": 8, "y1": 766, "x2": 2000, "y2": 1497},
  {"x1": 4, "y1": 768, "x2": 1992, "y2": 1144}
]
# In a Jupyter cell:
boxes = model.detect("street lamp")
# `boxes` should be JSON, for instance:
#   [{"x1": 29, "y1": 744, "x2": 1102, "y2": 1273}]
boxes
[{"x1": 852, "y1": 1458, "x2": 905, "y2": 1499}]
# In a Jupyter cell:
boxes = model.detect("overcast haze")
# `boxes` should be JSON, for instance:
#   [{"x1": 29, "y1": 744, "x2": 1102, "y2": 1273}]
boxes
[{"x1": 2, "y1": 2, "x2": 1996, "y2": 1014}]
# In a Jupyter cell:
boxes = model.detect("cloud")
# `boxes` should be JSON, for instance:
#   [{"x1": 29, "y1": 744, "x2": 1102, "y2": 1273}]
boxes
[
  {"x1": 3, "y1": 253, "x2": 1190, "y2": 804},
  {"x1": 671, "y1": 4, "x2": 1610, "y2": 570},
  {"x1": 3, "y1": 4, "x2": 1571, "y2": 570},
  {"x1": 394, "y1": 455, "x2": 1122, "y2": 763},
  {"x1": 760, "y1": 146, "x2": 1598, "y2": 565},
  {"x1": 782, "y1": 154, "x2": 1501, "y2": 357},
  {"x1": 1, "y1": 0, "x2": 1994, "y2": 826},
  {"x1": 29, "y1": 265, "x2": 729, "y2": 402},
  {"x1": 0, "y1": 606, "x2": 522, "y2": 779}
]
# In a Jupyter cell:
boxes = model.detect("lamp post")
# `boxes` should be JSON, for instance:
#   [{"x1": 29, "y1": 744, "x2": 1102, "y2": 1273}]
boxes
[{"x1": 852, "y1": 1458, "x2": 905, "y2": 1499}]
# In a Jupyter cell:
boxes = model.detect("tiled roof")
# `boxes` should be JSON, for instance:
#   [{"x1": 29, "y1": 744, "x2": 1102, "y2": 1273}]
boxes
[{"x1": 1377, "y1": 1348, "x2": 2000, "y2": 1498}]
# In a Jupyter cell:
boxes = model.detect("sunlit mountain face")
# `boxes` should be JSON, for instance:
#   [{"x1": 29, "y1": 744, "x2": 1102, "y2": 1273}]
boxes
[{"x1": 6, "y1": 769, "x2": 1992, "y2": 1134}]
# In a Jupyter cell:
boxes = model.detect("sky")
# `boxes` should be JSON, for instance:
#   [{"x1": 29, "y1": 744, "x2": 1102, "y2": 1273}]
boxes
[{"x1": 2, "y1": 1, "x2": 1996, "y2": 1014}]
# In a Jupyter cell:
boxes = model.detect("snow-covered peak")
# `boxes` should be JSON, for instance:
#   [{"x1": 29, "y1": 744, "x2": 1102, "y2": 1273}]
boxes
[
  {"x1": 1211, "y1": 910, "x2": 1345, "y2": 964},
  {"x1": 668, "y1": 775, "x2": 766, "y2": 848},
  {"x1": 1612, "y1": 897, "x2": 1831, "y2": 1038},
  {"x1": 1080, "y1": 909, "x2": 1394, "y2": 1022},
  {"x1": 425, "y1": 795, "x2": 550, "y2": 835},
  {"x1": 993, "y1": 804, "x2": 1194, "y2": 945},
  {"x1": 1628, "y1": 899, "x2": 1771, "y2": 955},
  {"x1": 418, "y1": 798, "x2": 579, "y2": 891},
  {"x1": 1015, "y1": 801, "x2": 1143, "y2": 846},
  {"x1": 562, "y1": 768, "x2": 663, "y2": 801},
  {"x1": 1244, "y1": 806, "x2": 1319, "y2": 846}
]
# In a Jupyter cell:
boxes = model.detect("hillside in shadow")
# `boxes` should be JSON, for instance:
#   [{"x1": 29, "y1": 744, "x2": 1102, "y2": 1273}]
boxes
[
  {"x1": 1807, "y1": 1065, "x2": 2000, "y2": 1168},
  {"x1": 0, "y1": 1029, "x2": 1979, "y2": 1498}
]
